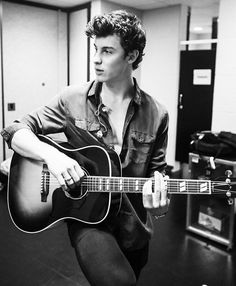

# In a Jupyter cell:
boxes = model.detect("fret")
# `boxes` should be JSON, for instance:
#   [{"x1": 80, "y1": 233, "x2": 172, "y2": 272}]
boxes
[
  {"x1": 110, "y1": 177, "x2": 113, "y2": 192},
  {"x1": 126, "y1": 179, "x2": 129, "y2": 193},
  {"x1": 186, "y1": 180, "x2": 196, "y2": 194},
  {"x1": 95, "y1": 177, "x2": 98, "y2": 192},
  {"x1": 124, "y1": 178, "x2": 127, "y2": 193},
  {"x1": 114, "y1": 177, "x2": 118, "y2": 192},
  {"x1": 92, "y1": 176, "x2": 94, "y2": 192},
  {"x1": 130, "y1": 179, "x2": 134, "y2": 193},
  {"x1": 189, "y1": 180, "x2": 198, "y2": 193},
  {"x1": 131, "y1": 179, "x2": 134, "y2": 192}
]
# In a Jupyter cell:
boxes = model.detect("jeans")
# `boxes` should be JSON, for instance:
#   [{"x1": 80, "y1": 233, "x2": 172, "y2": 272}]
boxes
[{"x1": 67, "y1": 219, "x2": 149, "y2": 286}]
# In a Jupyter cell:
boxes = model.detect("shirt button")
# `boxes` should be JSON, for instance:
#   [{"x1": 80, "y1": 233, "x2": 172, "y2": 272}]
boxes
[
  {"x1": 96, "y1": 130, "x2": 103, "y2": 138},
  {"x1": 102, "y1": 106, "x2": 109, "y2": 113}
]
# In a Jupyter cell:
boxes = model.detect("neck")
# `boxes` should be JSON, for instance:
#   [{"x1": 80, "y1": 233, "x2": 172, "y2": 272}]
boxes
[
  {"x1": 81, "y1": 176, "x2": 214, "y2": 195},
  {"x1": 101, "y1": 77, "x2": 134, "y2": 107}
]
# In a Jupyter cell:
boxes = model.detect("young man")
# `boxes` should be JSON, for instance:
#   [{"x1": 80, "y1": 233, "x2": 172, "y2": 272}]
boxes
[{"x1": 1, "y1": 10, "x2": 169, "y2": 285}]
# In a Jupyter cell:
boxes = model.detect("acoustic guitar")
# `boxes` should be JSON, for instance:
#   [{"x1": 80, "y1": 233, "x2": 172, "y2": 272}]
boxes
[{"x1": 7, "y1": 135, "x2": 234, "y2": 233}]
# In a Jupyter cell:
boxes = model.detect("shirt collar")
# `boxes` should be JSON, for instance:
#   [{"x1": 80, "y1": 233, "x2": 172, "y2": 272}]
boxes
[{"x1": 87, "y1": 78, "x2": 142, "y2": 105}]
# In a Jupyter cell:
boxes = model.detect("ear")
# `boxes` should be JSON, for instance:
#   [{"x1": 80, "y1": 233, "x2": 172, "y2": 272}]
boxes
[{"x1": 127, "y1": 50, "x2": 139, "y2": 64}]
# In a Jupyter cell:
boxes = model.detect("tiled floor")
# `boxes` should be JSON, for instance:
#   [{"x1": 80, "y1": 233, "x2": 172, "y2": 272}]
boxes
[{"x1": 0, "y1": 184, "x2": 235, "y2": 286}]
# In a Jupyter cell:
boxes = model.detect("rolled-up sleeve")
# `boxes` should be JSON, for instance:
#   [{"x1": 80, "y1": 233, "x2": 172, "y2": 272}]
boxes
[
  {"x1": 1, "y1": 123, "x2": 32, "y2": 149},
  {"x1": 1, "y1": 92, "x2": 67, "y2": 149}
]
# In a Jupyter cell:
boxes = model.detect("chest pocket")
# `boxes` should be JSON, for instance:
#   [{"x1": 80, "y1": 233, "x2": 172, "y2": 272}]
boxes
[
  {"x1": 75, "y1": 118, "x2": 100, "y2": 132},
  {"x1": 129, "y1": 131, "x2": 155, "y2": 164}
]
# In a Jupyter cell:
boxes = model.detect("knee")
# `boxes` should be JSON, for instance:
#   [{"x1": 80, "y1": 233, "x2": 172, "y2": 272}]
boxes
[
  {"x1": 90, "y1": 262, "x2": 137, "y2": 286},
  {"x1": 112, "y1": 269, "x2": 137, "y2": 286}
]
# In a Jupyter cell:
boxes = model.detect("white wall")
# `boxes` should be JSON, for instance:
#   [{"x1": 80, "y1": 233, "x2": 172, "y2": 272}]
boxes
[
  {"x1": 0, "y1": 2, "x2": 3, "y2": 163},
  {"x1": 2, "y1": 2, "x2": 67, "y2": 159},
  {"x1": 211, "y1": 0, "x2": 236, "y2": 133},
  {"x1": 69, "y1": 8, "x2": 88, "y2": 85},
  {"x1": 141, "y1": 5, "x2": 187, "y2": 169},
  {"x1": 57, "y1": 10, "x2": 68, "y2": 91}
]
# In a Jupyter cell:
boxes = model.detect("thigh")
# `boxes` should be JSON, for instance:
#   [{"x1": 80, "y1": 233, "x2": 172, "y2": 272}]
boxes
[{"x1": 68, "y1": 222, "x2": 136, "y2": 286}]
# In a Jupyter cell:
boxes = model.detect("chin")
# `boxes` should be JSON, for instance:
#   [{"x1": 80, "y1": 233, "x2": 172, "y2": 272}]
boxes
[{"x1": 96, "y1": 76, "x2": 108, "y2": 82}]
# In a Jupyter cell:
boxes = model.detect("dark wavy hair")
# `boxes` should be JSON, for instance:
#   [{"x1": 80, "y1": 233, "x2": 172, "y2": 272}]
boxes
[{"x1": 85, "y1": 10, "x2": 146, "y2": 70}]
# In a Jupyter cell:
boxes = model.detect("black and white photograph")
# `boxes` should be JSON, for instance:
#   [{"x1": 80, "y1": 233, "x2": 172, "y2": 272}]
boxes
[{"x1": 0, "y1": 0, "x2": 235, "y2": 285}]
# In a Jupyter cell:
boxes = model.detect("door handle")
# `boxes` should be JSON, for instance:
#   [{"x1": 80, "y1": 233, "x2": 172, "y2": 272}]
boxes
[{"x1": 178, "y1": 94, "x2": 183, "y2": 110}]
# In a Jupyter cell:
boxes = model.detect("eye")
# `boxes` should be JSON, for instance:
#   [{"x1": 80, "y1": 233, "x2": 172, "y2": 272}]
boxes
[{"x1": 103, "y1": 49, "x2": 112, "y2": 54}]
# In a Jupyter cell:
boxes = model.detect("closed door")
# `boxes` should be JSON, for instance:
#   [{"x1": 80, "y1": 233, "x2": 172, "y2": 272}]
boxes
[
  {"x1": 69, "y1": 7, "x2": 89, "y2": 85},
  {"x1": 175, "y1": 50, "x2": 216, "y2": 163},
  {"x1": 2, "y1": 2, "x2": 67, "y2": 159}
]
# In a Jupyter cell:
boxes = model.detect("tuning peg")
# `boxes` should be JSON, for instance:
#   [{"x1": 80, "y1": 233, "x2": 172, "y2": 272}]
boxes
[
  {"x1": 227, "y1": 197, "x2": 234, "y2": 205},
  {"x1": 225, "y1": 170, "x2": 233, "y2": 204},
  {"x1": 209, "y1": 156, "x2": 216, "y2": 170},
  {"x1": 226, "y1": 190, "x2": 231, "y2": 197},
  {"x1": 225, "y1": 170, "x2": 232, "y2": 178},
  {"x1": 225, "y1": 170, "x2": 232, "y2": 184}
]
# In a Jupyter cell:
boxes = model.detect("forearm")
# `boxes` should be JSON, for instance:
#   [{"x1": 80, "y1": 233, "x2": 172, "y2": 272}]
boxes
[
  {"x1": 11, "y1": 128, "x2": 84, "y2": 189},
  {"x1": 11, "y1": 128, "x2": 60, "y2": 162}
]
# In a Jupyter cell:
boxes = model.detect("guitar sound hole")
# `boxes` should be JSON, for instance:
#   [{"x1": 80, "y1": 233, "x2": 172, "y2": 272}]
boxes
[
  {"x1": 64, "y1": 168, "x2": 89, "y2": 200},
  {"x1": 64, "y1": 185, "x2": 88, "y2": 200}
]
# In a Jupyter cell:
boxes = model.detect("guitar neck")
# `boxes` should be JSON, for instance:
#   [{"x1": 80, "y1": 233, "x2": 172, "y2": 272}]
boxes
[{"x1": 81, "y1": 176, "x2": 212, "y2": 195}]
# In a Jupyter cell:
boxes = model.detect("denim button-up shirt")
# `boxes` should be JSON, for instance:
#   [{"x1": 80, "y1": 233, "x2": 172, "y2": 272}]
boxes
[{"x1": 1, "y1": 79, "x2": 168, "y2": 248}]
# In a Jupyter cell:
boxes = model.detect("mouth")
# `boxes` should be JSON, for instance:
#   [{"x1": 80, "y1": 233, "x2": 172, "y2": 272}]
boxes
[{"x1": 95, "y1": 68, "x2": 104, "y2": 75}]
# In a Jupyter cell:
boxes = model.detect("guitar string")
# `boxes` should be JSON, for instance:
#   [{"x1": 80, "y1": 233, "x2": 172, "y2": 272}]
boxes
[
  {"x1": 46, "y1": 177, "x2": 236, "y2": 186},
  {"x1": 42, "y1": 177, "x2": 235, "y2": 194},
  {"x1": 45, "y1": 177, "x2": 236, "y2": 186}
]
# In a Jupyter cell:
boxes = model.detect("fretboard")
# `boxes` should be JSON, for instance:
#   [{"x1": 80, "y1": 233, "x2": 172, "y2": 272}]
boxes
[{"x1": 80, "y1": 176, "x2": 212, "y2": 195}]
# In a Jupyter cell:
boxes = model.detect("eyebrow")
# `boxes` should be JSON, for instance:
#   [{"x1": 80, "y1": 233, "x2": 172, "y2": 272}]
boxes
[{"x1": 94, "y1": 44, "x2": 115, "y2": 50}]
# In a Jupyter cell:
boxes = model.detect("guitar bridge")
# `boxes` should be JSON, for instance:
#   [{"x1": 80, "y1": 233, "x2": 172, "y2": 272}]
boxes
[{"x1": 41, "y1": 164, "x2": 50, "y2": 202}]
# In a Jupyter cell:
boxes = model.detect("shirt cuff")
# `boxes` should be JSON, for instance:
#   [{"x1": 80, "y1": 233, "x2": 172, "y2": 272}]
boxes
[{"x1": 1, "y1": 123, "x2": 31, "y2": 149}]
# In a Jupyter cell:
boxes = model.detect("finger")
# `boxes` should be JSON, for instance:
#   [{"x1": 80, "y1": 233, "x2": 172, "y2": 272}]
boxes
[
  {"x1": 152, "y1": 192, "x2": 160, "y2": 208},
  {"x1": 153, "y1": 171, "x2": 162, "y2": 205},
  {"x1": 160, "y1": 175, "x2": 169, "y2": 207},
  {"x1": 154, "y1": 171, "x2": 165, "y2": 192},
  {"x1": 152, "y1": 171, "x2": 163, "y2": 208},
  {"x1": 73, "y1": 163, "x2": 85, "y2": 186},
  {"x1": 74, "y1": 162, "x2": 85, "y2": 178},
  {"x1": 62, "y1": 171, "x2": 74, "y2": 187},
  {"x1": 142, "y1": 179, "x2": 153, "y2": 208},
  {"x1": 160, "y1": 190, "x2": 168, "y2": 207},
  {"x1": 56, "y1": 174, "x2": 67, "y2": 191},
  {"x1": 68, "y1": 167, "x2": 80, "y2": 184}
]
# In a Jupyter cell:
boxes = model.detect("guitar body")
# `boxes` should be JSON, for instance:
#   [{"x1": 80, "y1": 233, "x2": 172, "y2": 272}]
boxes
[{"x1": 8, "y1": 135, "x2": 122, "y2": 233}]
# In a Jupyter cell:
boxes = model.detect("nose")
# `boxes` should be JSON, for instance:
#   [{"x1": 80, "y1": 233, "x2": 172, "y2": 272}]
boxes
[{"x1": 93, "y1": 50, "x2": 102, "y2": 64}]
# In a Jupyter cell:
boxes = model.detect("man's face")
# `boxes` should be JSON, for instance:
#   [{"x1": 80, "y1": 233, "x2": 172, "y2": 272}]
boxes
[{"x1": 93, "y1": 34, "x2": 131, "y2": 83}]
